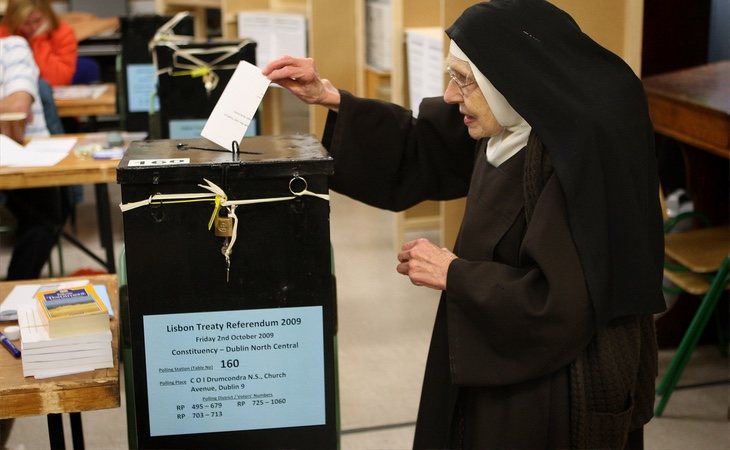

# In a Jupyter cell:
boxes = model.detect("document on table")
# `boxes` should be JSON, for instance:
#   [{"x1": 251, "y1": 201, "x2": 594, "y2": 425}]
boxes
[
  {"x1": 53, "y1": 84, "x2": 108, "y2": 99},
  {"x1": 25, "y1": 137, "x2": 78, "y2": 153},
  {"x1": 201, "y1": 60, "x2": 270, "y2": 150},
  {"x1": 0, "y1": 134, "x2": 76, "y2": 167}
]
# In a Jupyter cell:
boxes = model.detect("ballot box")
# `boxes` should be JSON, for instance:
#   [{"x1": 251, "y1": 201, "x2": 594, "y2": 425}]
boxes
[
  {"x1": 117, "y1": 136, "x2": 336, "y2": 449},
  {"x1": 120, "y1": 14, "x2": 194, "y2": 132},
  {"x1": 153, "y1": 40, "x2": 258, "y2": 139}
]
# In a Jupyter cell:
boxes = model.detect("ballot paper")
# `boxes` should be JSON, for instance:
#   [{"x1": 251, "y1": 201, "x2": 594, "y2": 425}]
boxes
[
  {"x1": 0, "y1": 134, "x2": 76, "y2": 167},
  {"x1": 201, "y1": 60, "x2": 270, "y2": 150},
  {"x1": 24, "y1": 137, "x2": 78, "y2": 153}
]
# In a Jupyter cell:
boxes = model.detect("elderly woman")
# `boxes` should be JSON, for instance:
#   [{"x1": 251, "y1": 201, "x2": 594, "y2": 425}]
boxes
[{"x1": 265, "y1": 0, "x2": 664, "y2": 448}]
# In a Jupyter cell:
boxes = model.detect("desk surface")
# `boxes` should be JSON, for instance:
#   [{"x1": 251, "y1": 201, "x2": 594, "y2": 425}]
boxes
[
  {"x1": 0, "y1": 274, "x2": 120, "y2": 419},
  {"x1": 0, "y1": 134, "x2": 120, "y2": 190},
  {"x1": 54, "y1": 83, "x2": 117, "y2": 118},
  {"x1": 643, "y1": 61, "x2": 730, "y2": 158}
]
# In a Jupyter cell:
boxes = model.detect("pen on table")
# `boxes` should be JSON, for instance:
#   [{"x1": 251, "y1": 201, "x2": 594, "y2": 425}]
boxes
[{"x1": 0, "y1": 331, "x2": 21, "y2": 358}]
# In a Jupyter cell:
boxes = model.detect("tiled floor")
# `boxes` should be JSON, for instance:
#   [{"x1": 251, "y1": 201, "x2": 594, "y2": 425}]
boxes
[{"x1": 1, "y1": 177, "x2": 729, "y2": 449}]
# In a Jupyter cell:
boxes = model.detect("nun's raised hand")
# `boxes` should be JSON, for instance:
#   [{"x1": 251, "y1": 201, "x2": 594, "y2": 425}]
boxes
[{"x1": 263, "y1": 56, "x2": 341, "y2": 111}]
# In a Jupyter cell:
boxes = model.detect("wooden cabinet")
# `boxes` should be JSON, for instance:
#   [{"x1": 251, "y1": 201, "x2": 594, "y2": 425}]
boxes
[
  {"x1": 154, "y1": 0, "x2": 220, "y2": 40},
  {"x1": 357, "y1": 0, "x2": 473, "y2": 251}
]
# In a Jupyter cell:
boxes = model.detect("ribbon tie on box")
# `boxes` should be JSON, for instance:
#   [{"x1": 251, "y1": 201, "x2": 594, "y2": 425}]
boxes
[
  {"x1": 119, "y1": 177, "x2": 329, "y2": 282},
  {"x1": 149, "y1": 12, "x2": 254, "y2": 94},
  {"x1": 154, "y1": 41, "x2": 252, "y2": 94},
  {"x1": 119, "y1": 177, "x2": 328, "y2": 212}
]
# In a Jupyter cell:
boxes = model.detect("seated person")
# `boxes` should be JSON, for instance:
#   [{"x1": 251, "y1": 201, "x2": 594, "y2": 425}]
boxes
[
  {"x1": 0, "y1": 36, "x2": 72, "y2": 281},
  {"x1": 0, "y1": 0, "x2": 78, "y2": 86}
]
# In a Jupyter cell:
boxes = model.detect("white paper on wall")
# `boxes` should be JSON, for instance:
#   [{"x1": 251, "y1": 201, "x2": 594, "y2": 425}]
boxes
[
  {"x1": 237, "y1": 11, "x2": 307, "y2": 69},
  {"x1": 406, "y1": 27, "x2": 444, "y2": 117}
]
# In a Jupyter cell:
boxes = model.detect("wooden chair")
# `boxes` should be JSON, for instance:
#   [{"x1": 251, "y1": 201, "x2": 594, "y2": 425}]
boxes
[{"x1": 655, "y1": 199, "x2": 730, "y2": 416}]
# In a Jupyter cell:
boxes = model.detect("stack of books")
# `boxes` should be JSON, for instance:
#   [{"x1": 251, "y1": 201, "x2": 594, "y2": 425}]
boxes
[{"x1": 17, "y1": 283, "x2": 113, "y2": 379}]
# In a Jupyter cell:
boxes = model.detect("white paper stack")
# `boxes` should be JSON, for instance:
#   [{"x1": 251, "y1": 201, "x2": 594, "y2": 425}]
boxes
[
  {"x1": 237, "y1": 10, "x2": 307, "y2": 69},
  {"x1": 406, "y1": 27, "x2": 445, "y2": 117},
  {"x1": 365, "y1": 0, "x2": 392, "y2": 71},
  {"x1": 17, "y1": 305, "x2": 113, "y2": 379}
]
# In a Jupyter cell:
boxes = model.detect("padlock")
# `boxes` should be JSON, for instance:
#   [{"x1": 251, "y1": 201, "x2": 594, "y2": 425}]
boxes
[{"x1": 214, "y1": 216, "x2": 234, "y2": 237}]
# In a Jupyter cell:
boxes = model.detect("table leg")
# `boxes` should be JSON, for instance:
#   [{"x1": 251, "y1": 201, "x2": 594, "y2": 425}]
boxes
[
  {"x1": 57, "y1": 183, "x2": 117, "y2": 273},
  {"x1": 681, "y1": 143, "x2": 729, "y2": 224},
  {"x1": 47, "y1": 414, "x2": 65, "y2": 450},
  {"x1": 70, "y1": 412, "x2": 85, "y2": 450},
  {"x1": 94, "y1": 183, "x2": 116, "y2": 273}
]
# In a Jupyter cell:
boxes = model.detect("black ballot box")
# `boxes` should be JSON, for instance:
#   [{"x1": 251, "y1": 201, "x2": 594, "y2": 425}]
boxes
[
  {"x1": 120, "y1": 14, "x2": 194, "y2": 132},
  {"x1": 117, "y1": 136, "x2": 336, "y2": 449},
  {"x1": 153, "y1": 40, "x2": 258, "y2": 139}
]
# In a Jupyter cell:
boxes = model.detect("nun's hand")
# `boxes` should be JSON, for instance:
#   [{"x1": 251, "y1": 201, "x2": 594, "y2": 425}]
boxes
[
  {"x1": 397, "y1": 238, "x2": 457, "y2": 291},
  {"x1": 263, "y1": 56, "x2": 340, "y2": 111}
]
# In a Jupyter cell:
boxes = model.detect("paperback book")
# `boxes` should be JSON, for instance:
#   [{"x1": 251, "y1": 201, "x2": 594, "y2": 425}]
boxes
[{"x1": 35, "y1": 283, "x2": 110, "y2": 338}]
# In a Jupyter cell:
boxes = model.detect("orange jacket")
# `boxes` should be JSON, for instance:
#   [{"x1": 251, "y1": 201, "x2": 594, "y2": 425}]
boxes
[{"x1": 0, "y1": 21, "x2": 78, "y2": 86}]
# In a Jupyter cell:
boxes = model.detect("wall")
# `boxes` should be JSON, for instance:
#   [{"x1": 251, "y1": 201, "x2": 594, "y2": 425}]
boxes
[{"x1": 550, "y1": 0, "x2": 644, "y2": 74}]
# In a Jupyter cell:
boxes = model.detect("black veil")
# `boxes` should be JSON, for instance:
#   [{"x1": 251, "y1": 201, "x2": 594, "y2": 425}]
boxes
[{"x1": 447, "y1": 0, "x2": 665, "y2": 325}]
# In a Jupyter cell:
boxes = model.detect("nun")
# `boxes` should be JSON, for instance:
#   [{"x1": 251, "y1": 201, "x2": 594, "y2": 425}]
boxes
[{"x1": 265, "y1": 0, "x2": 665, "y2": 448}]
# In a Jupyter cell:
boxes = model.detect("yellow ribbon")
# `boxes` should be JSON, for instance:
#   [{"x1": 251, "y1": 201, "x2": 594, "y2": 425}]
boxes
[
  {"x1": 171, "y1": 67, "x2": 210, "y2": 78},
  {"x1": 207, "y1": 195, "x2": 222, "y2": 230}
]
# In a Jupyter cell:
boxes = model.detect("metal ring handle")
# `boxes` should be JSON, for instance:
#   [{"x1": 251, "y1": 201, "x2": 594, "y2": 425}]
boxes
[{"x1": 289, "y1": 176, "x2": 308, "y2": 196}]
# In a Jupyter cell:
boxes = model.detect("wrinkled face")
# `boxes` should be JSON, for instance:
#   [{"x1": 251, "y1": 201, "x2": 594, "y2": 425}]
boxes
[
  {"x1": 19, "y1": 9, "x2": 45, "y2": 37},
  {"x1": 443, "y1": 56, "x2": 503, "y2": 139}
]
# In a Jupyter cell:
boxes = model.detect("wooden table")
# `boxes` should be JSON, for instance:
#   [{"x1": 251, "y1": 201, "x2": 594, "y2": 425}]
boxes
[
  {"x1": 643, "y1": 60, "x2": 730, "y2": 224},
  {"x1": 54, "y1": 83, "x2": 117, "y2": 118},
  {"x1": 0, "y1": 274, "x2": 120, "y2": 449},
  {"x1": 0, "y1": 137, "x2": 118, "y2": 189},
  {"x1": 643, "y1": 61, "x2": 729, "y2": 158},
  {"x1": 0, "y1": 133, "x2": 124, "y2": 272}
]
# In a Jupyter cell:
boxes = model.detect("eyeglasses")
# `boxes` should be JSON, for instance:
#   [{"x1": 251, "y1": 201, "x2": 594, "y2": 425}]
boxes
[{"x1": 446, "y1": 66, "x2": 477, "y2": 95}]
